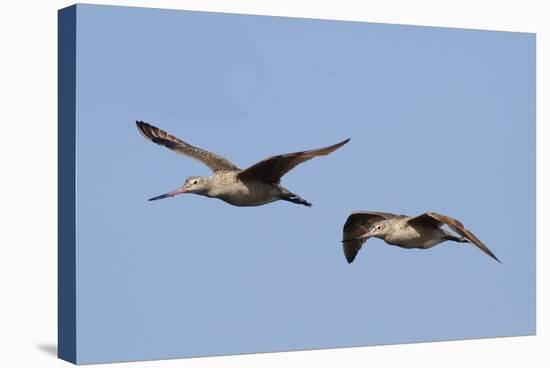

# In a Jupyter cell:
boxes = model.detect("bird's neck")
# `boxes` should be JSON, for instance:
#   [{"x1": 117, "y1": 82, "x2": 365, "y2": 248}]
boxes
[{"x1": 195, "y1": 178, "x2": 214, "y2": 197}]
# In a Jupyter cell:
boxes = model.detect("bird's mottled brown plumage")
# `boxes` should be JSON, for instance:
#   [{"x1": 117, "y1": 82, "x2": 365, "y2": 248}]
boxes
[
  {"x1": 136, "y1": 121, "x2": 349, "y2": 207},
  {"x1": 136, "y1": 121, "x2": 239, "y2": 172},
  {"x1": 406, "y1": 212, "x2": 499, "y2": 263},
  {"x1": 342, "y1": 211, "x2": 500, "y2": 264}
]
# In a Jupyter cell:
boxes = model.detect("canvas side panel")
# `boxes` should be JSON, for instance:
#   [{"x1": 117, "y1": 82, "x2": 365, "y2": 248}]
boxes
[{"x1": 58, "y1": 5, "x2": 77, "y2": 364}]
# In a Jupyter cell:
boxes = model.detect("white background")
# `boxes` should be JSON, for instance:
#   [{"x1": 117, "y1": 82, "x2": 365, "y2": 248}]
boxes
[{"x1": 0, "y1": 1, "x2": 546, "y2": 367}]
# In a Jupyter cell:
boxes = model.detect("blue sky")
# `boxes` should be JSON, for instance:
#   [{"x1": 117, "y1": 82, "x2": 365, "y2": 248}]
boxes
[{"x1": 72, "y1": 4, "x2": 535, "y2": 363}]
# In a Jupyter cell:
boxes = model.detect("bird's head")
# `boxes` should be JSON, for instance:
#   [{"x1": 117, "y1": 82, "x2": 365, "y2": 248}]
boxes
[
  {"x1": 360, "y1": 221, "x2": 390, "y2": 240},
  {"x1": 181, "y1": 176, "x2": 209, "y2": 194},
  {"x1": 148, "y1": 176, "x2": 210, "y2": 201}
]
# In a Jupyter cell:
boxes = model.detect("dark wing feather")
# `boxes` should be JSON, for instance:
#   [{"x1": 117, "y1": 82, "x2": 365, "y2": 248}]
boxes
[
  {"x1": 136, "y1": 121, "x2": 239, "y2": 172},
  {"x1": 342, "y1": 212, "x2": 397, "y2": 263},
  {"x1": 409, "y1": 212, "x2": 501, "y2": 263},
  {"x1": 237, "y1": 138, "x2": 350, "y2": 183},
  {"x1": 406, "y1": 212, "x2": 445, "y2": 228}
]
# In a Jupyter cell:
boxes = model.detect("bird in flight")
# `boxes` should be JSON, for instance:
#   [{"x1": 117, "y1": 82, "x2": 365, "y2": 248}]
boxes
[
  {"x1": 341, "y1": 211, "x2": 500, "y2": 264},
  {"x1": 136, "y1": 121, "x2": 349, "y2": 207}
]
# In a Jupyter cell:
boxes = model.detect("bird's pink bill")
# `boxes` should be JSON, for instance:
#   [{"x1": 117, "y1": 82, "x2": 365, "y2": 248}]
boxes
[{"x1": 148, "y1": 187, "x2": 189, "y2": 201}]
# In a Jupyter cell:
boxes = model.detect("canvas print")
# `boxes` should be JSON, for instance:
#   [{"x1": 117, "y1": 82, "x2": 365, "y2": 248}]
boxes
[{"x1": 58, "y1": 4, "x2": 536, "y2": 364}]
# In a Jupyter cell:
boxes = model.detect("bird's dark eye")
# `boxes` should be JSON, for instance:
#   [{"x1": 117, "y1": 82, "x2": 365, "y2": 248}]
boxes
[{"x1": 193, "y1": 180, "x2": 197, "y2": 185}]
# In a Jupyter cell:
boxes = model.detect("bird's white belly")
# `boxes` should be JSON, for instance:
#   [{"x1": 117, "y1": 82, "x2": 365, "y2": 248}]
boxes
[
  {"x1": 385, "y1": 226, "x2": 444, "y2": 249},
  {"x1": 209, "y1": 180, "x2": 281, "y2": 207},
  {"x1": 386, "y1": 232, "x2": 423, "y2": 248}
]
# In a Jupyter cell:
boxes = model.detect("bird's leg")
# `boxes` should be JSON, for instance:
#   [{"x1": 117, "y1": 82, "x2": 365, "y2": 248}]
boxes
[{"x1": 281, "y1": 194, "x2": 312, "y2": 207}]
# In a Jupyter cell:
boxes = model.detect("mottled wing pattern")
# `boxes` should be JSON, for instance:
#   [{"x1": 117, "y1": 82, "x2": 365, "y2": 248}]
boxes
[
  {"x1": 410, "y1": 212, "x2": 501, "y2": 263},
  {"x1": 342, "y1": 212, "x2": 397, "y2": 263},
  {"x1": 237, "y1": 138, "x2": 350, "y2": 183},
  {"x1": 136, "y1": 121, "x2": 240, "y2": 172}
]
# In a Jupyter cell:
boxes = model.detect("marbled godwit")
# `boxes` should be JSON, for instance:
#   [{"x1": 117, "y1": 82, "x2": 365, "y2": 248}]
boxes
[
  {"x1": 341, "y1": 211, "x2": 500, "y2": 264},
  {"x1": 136, "y1": 121, "x2": 349, "y2": 207}
]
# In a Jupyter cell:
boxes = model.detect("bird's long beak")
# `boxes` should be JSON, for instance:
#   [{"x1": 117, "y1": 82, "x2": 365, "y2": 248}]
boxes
[
  {"x1": 358, "y1": 230, "x2": 375, "y2": 240},
  {"x1": 341, "y1": 231, "x2": 374, "y2": 243},
  {"x1": 148, "y1": 187, "x2": 189, "y2": 201}
]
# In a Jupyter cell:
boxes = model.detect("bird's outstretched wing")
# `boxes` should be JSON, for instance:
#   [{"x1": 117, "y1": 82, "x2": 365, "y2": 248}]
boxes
[
  {"x1": 342, "y1": 212, "x2": 397, "y2": 264},
  {"x1": 407, "y1": 212, "x2": 500, "y2": 263},
  {"x1": 136, "y1": 121, "x2": 240, "y2": 172},
  {"x1": 237, "y1": 138, "x2": 350, "y2": 183}
]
